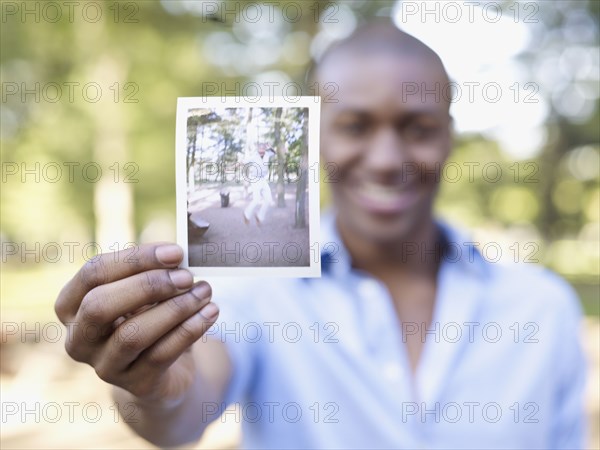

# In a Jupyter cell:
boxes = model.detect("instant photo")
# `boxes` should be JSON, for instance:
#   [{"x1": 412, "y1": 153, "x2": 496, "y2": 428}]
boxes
[{"x1": 176, "y1": 96, "x2": 321, "y2": 277}]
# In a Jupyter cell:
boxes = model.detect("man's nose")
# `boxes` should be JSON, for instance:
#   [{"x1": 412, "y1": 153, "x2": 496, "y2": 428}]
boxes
[{"x1": 366, "y1": 126, "x2": 407, "y2": 172}]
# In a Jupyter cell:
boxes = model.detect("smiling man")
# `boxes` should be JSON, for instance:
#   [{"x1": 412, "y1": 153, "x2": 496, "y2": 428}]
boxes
[
  {"x1": 315, "y1": 25, "x2": 455, "y2": 373},
  {"x1": 54, "y1": 22, "x2": 586, "y2": 449}
]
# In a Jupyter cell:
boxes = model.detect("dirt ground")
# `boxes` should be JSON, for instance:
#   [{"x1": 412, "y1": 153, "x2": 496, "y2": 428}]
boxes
[{"x1": 187, "y1": 182, "x2": 310, "y2": 267}]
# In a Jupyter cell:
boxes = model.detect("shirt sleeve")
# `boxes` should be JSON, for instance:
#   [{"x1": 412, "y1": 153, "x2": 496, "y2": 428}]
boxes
[
  {"x1": 205, "y1": 278, "x2": 259, "y2": 407},
  {"x1": 550, "y1": 279, "x2": 588, "y2": 449}
]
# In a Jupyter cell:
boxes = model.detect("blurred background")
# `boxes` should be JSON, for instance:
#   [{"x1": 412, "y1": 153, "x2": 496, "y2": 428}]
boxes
[{"x1": 1, "y1": 0, "x2": 598, "y2": 448}]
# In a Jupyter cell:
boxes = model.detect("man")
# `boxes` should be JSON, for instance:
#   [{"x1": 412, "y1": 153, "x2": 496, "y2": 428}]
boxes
[
  {"x1": 242, "y1": 143, "x2": 273, "y2": 225},
  {"x1": 54, "y1": 22, "x2": 586, "y2": 448}
]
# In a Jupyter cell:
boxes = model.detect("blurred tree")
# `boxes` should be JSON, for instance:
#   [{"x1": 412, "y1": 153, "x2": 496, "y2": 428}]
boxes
[{"x1": 511, "y1": 0, "x2": 599, "y2": 242}]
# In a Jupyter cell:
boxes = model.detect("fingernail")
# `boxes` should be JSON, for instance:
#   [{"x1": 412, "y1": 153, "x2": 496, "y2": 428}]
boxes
[
  {"x1": 169, "y1": 269, "x2": 193, "y2": 289},
  {"x1": 191, "y1": 284, "x2": 211, "y2": 301},
  {"x1": 199, "y1": 302, "x2": 219, "y2": 321},
  {"x1": 156, "y1": 245, "x2": 183, "y2": 265}
]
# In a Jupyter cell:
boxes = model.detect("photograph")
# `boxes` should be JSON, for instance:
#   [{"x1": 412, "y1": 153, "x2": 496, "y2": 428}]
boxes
[{"x1": 175, "y1": 97, "x2": 321, "y2": 276}]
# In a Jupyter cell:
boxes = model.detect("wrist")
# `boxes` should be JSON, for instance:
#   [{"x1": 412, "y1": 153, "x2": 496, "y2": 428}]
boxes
[{"x1": 112, "y1": 385, "x2": 187, "y2": 414}]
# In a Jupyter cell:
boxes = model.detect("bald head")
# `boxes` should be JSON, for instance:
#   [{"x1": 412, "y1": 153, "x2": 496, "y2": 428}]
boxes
[{"x1": 309, "y1": 21, "x2": 451, "y2": 105}]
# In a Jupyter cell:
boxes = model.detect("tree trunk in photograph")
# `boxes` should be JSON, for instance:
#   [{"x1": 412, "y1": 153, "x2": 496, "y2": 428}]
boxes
[
  {"x1": 187, "y1": 125, "x2": 196, "y2": 185},
  {"x1": 274, "y1": 107, "x2": 286, "y2": 207},
  {"x1": 295, "y1": 108, "x2": 309, "y2": 228},
  {"x1": 243, "y1": 108, "x2": 254, "y2": 193},
  {"x1": 193, "y1": 126, "x2": 204, "y2": 188},
  {"x1": 220, "y1": 138, "x2": 226, "y2": 183},
  {"x1": 245, "y1": 108, "x2": 253, "y2": 155}
]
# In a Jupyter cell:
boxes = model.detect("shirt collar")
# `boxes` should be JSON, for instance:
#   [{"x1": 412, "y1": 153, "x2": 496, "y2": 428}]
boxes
[
  {"x1": 319, "y1": 209, "x2": 488, "y2": 279},
  {"x1": 319, "y1": 210, "x2": 352, "y2": 277}
]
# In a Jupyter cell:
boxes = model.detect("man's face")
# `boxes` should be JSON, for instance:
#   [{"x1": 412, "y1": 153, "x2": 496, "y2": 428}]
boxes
[
  {"x1": 319, "y1": 52, "x2": 452, "y2": 245},
  {"x1": 258, "y1": 145, "x2": 266, "y2": 157}
]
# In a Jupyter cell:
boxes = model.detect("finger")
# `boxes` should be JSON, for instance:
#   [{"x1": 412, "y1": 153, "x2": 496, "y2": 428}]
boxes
[
  {"x1": 56, "y1": 243, "x2": 184, "y2": 321},
  {"x1": 75, "y1": 268, "x2": 195, "y2": 336},
  {"x1": 98, "y1": 282, "x2": 212, "y2": 373},
  {"x1": 130, "y1": 301, "x2": 220, "y2": 377}
]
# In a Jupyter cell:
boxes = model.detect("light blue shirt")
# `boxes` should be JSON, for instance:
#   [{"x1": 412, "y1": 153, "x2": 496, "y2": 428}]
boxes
[{"x1": 206, "y1": 213, "x2": 587, "y2": 449}]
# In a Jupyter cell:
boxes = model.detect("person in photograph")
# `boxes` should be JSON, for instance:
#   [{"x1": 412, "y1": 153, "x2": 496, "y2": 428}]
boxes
[
  {"x1": 54, "y1": 21, "x2": 586, "y2": 449},
  {"x1": 242, "y1": 143, "x2": 273, "y2": 225}
]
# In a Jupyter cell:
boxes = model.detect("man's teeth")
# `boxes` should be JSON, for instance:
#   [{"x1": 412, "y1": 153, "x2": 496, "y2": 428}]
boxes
[{"x1": 361, "y1": 182, "x2": 407, "y2": 203}]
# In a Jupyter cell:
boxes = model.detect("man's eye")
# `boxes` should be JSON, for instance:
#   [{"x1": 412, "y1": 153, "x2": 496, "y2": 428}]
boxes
[
  {"x1": 404, "y1": 123, "x2": 438, "y2": 140},
  {"x1": 340, "y1": 123, "x2": 368, "y2": 135}
]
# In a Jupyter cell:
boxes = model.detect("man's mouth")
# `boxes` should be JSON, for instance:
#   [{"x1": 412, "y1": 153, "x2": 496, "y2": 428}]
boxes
[{"x1": 352, "y1": 181, "x2": 420, "y2": 215}]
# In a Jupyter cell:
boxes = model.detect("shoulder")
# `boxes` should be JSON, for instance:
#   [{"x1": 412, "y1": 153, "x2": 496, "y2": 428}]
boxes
[
  {"x1": 440, "y1": 221, "x2": 582, "y2": 321},
  {"x1": 486, "y1": 262, "x2": 581, "y2": 318}
]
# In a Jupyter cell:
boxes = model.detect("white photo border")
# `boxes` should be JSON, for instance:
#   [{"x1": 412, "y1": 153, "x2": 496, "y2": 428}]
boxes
[{"x1": 176, "y1": 96, "x2": 321, "y2": 277}]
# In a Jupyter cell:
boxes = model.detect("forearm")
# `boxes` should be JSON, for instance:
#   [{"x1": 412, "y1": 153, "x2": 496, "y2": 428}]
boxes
[
  {"x1": 112, "y1": 370, "x2": 222, "y2": 447},
  {"x1": 112, "y1": 340, "x2": 232, "y2": 447}
]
